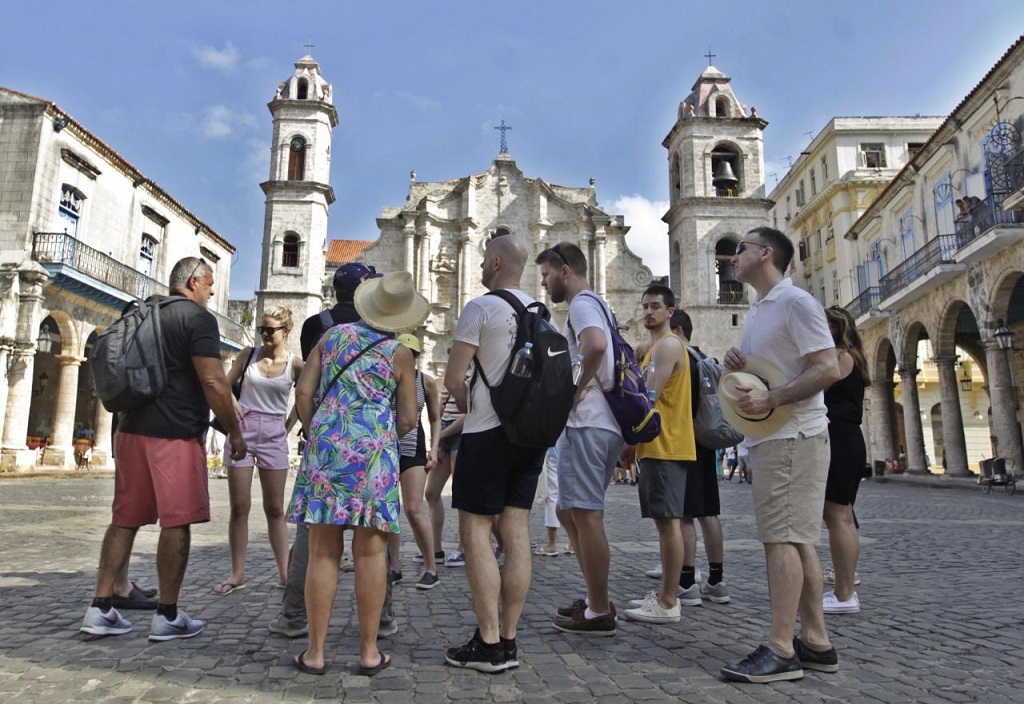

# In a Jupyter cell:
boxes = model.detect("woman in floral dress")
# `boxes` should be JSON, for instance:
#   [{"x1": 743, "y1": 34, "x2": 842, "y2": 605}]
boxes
[{"x1": 288, "y1": 271, "x2": 428, "y2": 677}]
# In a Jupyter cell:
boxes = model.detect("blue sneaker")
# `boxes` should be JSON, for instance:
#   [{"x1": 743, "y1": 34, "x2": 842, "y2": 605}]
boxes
[
  {"x1": 148, "y1": 610, "x2": 205, "y2": 642},
  {"x1": 445, "y1": 551, "x2": 466, "y2": 567}
]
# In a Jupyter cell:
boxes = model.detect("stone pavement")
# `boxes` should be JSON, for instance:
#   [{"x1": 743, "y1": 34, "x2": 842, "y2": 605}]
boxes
[{"x1": 1, "y1": 471, "x2": 1022, "y2": 703}]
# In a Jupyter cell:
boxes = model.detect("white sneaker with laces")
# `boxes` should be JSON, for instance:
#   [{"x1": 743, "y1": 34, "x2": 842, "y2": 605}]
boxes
[
  {"x1": 644, "y1": 564, "x2": 663, "y2": 579},
  {"x1": 822, "y1": 590, "x2": 860, "y2": 614},
  {"x1": 624, "y1": 591, "x2": 680, "y2": 624},
  {"x1": 822, "y1": 566, "x2": 861, "y2": 586},
  {"x1": 80, "y1": 606, "x2": 133, "y2": 635}
]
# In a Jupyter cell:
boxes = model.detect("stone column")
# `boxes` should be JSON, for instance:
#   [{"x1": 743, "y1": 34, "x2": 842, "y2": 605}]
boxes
[
  {"x1": 934, "y1": 354, "x2": 970, "y2": 476},
  {"x1": 899, "y1": 366, "x2": 929, "y2": 474},
  {"x1": 459, "y1": 235, "x2": 473, "y2": 313},
  {"x1": 594, "y1": 228, "x2": 608, "y2": 298},
  {"x1": 531, "y1": 223, "x2": 549, "y2": 302},
  {"x1": 403, "y1": 226, "x2": 416, "y2": 277},
  {"x1": 417, "y1": 231, "x2": 431, "y2": 299},
  {"x1": 42, "y1": 354, "x2": 83, "y2": 469},
  {"x1": 868, "y1": 379, "x2": 898, "y2": 468},
  {"x1": 92, "y1": 400, "x2": 113, "y2": 468},
  {"x1": 984, "y1": 340, "x2": 1024, "y2": 473}
]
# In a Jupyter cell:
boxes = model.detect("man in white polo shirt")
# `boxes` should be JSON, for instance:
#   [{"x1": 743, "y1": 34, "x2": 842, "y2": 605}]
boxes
[{"x1": 719, "y1": 227, "x2": 842, "y2": 684}]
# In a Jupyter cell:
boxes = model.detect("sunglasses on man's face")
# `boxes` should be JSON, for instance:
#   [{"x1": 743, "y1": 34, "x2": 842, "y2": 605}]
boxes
[
  {"x1": 734, "y1": 241, "x2": 769, "y2": 256},
  {"x1": 257, "y1": 326, "x2": 285, "y2": 336}
]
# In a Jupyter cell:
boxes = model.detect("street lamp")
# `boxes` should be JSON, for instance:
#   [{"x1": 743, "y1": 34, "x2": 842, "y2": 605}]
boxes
[
  {"x1": 960, "y1": 362, "x2": 973, "y2": 392},
  {"x1": 995, "y1": 319, "x2": 1013, "y2": 351}
]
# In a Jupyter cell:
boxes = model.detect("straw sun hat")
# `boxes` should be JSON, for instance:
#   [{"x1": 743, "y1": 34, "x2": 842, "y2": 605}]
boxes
[
  {"x1": 353, "y1": 271, "x2": 430, "y2": 333},
  {"x1": 718, "y1": 356, "x2": 793, "y2": 440}
]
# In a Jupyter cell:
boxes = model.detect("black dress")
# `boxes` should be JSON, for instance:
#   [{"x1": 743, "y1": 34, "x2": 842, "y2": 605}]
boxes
[{"x1": 824, "y1": 364, "x2": 866, "y2": 506}]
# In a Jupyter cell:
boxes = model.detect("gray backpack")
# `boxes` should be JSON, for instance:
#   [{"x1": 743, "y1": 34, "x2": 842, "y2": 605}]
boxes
[
  {"x1": 688, "y1": 346, "x2": 744, "y2": 449},
  {"x1": 91, "y1": 297, "x2": 187, "y2": 413}
]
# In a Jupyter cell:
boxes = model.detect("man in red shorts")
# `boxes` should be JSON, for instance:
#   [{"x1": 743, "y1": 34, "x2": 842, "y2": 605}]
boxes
[{"x1": 81, "y1": 257, "x2": 246, "y2": 641}]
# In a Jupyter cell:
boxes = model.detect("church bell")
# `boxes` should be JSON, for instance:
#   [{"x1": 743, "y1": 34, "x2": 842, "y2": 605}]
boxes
[{"x1": 712, "y1": 160, "x2": 739, "y2": 191}]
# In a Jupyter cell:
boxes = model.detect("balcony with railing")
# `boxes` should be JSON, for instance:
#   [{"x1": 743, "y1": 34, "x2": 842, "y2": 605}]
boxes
[
  {"x1": 846, "y1": 286, "x2": 881, "y2": 321},
  {"x1": 953, "y1": 193, "x2": 1024, "y2": 263},
  {"x1": 33, "y1": 232, "x2": 248, "y2": 351},
  {"x1": 717, "y1": 285, "x2": 747, "y2": 305},
  {"x1": 878, "y1": 234, "x2": 962, "y2": 306}
]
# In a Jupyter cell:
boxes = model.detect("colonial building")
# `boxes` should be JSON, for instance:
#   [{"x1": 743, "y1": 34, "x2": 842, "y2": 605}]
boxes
[
  {"x1": 0, "y1": 87, "x2": 246, "y2": 472},
  {"x1": 837, "y1": 35, "x2": 1024, "y2": 477},
  {"x1": 661, "y1": 65, "x2": 772, "y2": 360},
  {"x1": 342, "y1": 152, "x2": 653, "y2": 377},
  {"x1": 254, "y1": 55, "x2": 337, "y2": 359}
]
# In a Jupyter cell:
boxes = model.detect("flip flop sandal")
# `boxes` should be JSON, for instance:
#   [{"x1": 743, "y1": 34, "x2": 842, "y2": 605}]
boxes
[
  {"x1": 294, "y1": 650, "x2": 326, "y2": 676},
  {"x1": 357, "y1": 651, "x2": 391, "y2": 677},
  {"x1": 533, "y1": 547, "x2": 559, "y2": 557},
  {"x1": 212, "y1": 581, "x2": 247, "y2": 596}
]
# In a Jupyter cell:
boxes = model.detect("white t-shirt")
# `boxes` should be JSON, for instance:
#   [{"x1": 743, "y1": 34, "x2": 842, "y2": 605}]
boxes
[
  {"x1": 739, "y1": 278, "x2": 835, "y2": 446},
  {"x1": 452, "y1": 289, "x2": 533, "y2": 434},
  {"x1": 564, "y1": 291, "x2": 620, "y2": 436}
]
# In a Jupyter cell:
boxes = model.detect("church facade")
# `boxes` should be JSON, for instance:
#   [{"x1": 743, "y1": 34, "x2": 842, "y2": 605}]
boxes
[{"x1": 351, "y1": 153, "x2": 654, "y2": 378}]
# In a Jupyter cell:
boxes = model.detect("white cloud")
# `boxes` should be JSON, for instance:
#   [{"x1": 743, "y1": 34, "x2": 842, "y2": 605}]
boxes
[
  {"x1": 190, "y1": 42, "x2": 240, "y2": 73},
  {"x1": 200, "y1": 105, "x2": 257, "y2": 139},
  {"x1": 612, "y1": 194, "x2": 669, "y2": 276}
]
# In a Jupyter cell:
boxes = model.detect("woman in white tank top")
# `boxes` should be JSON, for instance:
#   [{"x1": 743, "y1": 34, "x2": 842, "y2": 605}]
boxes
[{"x1": 213, "y1": 307, "x2": 304, "y2": 595}]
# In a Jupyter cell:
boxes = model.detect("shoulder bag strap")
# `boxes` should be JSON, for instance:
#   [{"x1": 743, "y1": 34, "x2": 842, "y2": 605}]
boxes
[
  {"x1": 235, "y1": 346, "x2": 257, "y2": 398},
  {"x1": 316, "y1": 336, "x2": 389, "y2": 414}
]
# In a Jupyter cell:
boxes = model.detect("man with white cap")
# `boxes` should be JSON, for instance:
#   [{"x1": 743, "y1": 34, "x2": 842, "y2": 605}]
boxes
[{"x1": 719, "y1": 226, "x2": 841, "y2": 684}]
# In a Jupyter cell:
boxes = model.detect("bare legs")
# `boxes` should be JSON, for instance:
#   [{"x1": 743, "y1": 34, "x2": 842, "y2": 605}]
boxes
[
  {"x1": 562, "y1": 508, "x2": 611, "y2": 614},
  {"x1": 399, "y1": 466, "x2": 437, "y2": 574},
  {"x1": 95, "y1": 523, "x2": 189, "y2": 605},
  {"x1": 425, "y1": 450, "x2": 454, "y2": 555},
  {"x1": 764, "y1": 542, "x2": 831, "y2": 655},
  {"x1": 352, "y1": 526, "x2": 388, "y2": 669},
  {"x1": 303, "y1": 524, "x2": 343, "y2": 670},
  {"x1": 653, "y1": 518, "x2": 683, "y2": 609},
  {"x1": 823, "y1": 500, "x2": 860, "y2": 601},
  {"x1": 460, "y1": 507, "x2": 532, "y2": 643},
  {"x1": 94, "y1": 525, "x2": 138, "y2": 598},
  {"x1": 218, "y1": 465, "x2": 289, "y2": 590}
]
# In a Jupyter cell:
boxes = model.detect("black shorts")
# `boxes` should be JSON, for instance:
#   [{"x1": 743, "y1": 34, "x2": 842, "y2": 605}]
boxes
[
  {"x1": 399, "y1": 424, "x2": 427, "y2": 473},
  {"x1": 684, "y1": 444, "x2": 721, "y2": 517},
  {"x1": 439, "y1": 418, "x2": 462, "y2": 454},
  {"x1": 638, "y1": 458, "x2": 690, "y2": 519},
  {"x1": 825, "y1": 420, "x2": 866, "y2": 506},
  {"x1": 452, "y1": 426, "x2": 544, "y2": 515}
]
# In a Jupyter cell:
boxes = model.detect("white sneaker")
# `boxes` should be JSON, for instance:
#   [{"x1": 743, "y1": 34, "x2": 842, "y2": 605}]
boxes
[
  {"x1": 822, "y1": 566, "x2": 861, "y2": 586},
  {"x1": 624, "y1": 591, "x2": 680, "y2": 624},
  {"x1": 644, "y1": 564, "x2": 663, "y2": 579},
  {"x1": 699, "y1": 579, "x2": 732, "y2": 604},
  {"x1": 676, "y1": 583, "x2": 703, "y2": 607},
  {"x1": 80, "y1": 606, "x2": 133, "y2": 635},
  {"x1": 822, "y1": 590, "x2": 860, "y2": 614}
]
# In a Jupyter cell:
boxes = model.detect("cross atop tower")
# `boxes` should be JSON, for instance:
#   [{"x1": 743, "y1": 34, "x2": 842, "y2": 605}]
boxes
[
  {"x1": 704, "y1": 48, "x2": 716, "y2": 66},
  {"x1": 303, "y1": 41, "x2": 316, "y2": 55},
  {"x1": 494, "y1": 119, "x2": 512, "y2": 153}
]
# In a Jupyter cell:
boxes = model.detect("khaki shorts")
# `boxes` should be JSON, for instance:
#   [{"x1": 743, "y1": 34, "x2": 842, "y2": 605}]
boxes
[{"x1": 749, "y1": 430, "x2": 829, "y2": 544}]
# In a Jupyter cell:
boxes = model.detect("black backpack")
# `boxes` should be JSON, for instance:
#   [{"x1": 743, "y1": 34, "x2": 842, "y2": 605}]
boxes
[
  {"x1": 473, "y1": 290, "x2": 574, "y2": 449},
  {"x1": 91, "y1": 296, "x2": 188, "y2": 413}
]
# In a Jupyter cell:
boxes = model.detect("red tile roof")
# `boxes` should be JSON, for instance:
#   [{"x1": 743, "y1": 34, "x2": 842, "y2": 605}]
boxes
[{"x1": 326, "y1": 239, "x2": 375, "y2": 264}]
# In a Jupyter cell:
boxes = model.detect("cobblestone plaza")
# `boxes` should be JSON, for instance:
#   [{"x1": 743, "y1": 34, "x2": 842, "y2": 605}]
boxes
[{"x1": 1, "y1": 474, "x2": 1021, "y2": 703}]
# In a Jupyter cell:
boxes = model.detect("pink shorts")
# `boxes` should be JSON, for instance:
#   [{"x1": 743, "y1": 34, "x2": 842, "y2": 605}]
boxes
[
  {"x1": 222, "y1": 408, "x2": 290, "y2": 470},
  {"x1": 112, "y1": 433, "x2": 210, "y2": 528}
]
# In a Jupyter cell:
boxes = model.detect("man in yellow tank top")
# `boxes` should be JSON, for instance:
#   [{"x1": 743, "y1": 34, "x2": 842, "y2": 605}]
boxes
[{"x1": 622, "y1": 284, "x2": 696, "y2": 625}]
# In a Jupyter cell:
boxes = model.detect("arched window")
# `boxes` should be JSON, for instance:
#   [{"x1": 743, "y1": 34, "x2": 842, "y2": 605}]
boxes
[
  {"x1": 715, "y1": 239, "x2": 743, "y2": 304},
  {"x1": 297, "y1": 79, "x2": 308, "y2": 100},
  {"x1": 493, "y1": 226, "x2": 510, "y2": 238},
  {"x1": 710, "y1": 144, "x2": 742, "y2": 197},
  {"x1": 282, "y1": 234, "x2": 300, "y2": 267},
  {"x1": 715, "y1": 96, "x2": 730, "y2": 118},
  {"x1": 287, "y1": 137, "x2": 306, "y2": 180}
]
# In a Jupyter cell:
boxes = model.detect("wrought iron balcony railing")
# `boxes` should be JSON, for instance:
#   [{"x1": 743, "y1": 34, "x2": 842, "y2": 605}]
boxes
[
  {"x1": 846, "y1": 286, "x2": 880, "y2": 319},
  {"x1": 33, "y1": 231, "x2": 169, "y2": 300},
  {"x1": 878, "y1": 235, "x2": 959, "y2": 300},
  {"x1": 954, "y1": 194, "x2": 1024, "y2": 249},
  {"x1": 717, "y1": 287, "x2": 747, "y2": 305},
  {"x1": 1006, "y1": 148, "x2": 1024, "y2": 195},
  {"x1": 33, "y1": 232, "x2": 249, "y2": 347}
]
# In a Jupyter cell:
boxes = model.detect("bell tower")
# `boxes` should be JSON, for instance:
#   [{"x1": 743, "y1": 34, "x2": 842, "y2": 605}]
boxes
[
  {"x1": 255, "y1": 54, "x2": 338, "y2": 357},
  {"x1": 662, "y1": 64, "x2": 772, "y2": 358}
]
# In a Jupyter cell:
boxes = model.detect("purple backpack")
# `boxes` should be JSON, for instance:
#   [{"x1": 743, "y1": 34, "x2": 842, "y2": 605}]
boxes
[{"x1": 574, "y1": 292, "x2": 661, "y2": 445}]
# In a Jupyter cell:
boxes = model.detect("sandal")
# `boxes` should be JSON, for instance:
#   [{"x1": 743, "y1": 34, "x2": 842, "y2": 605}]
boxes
[
  {"x1": 357, "y1": 651, "x2": 391, "y2": 677},
  {"x1": 294, "y1": 650, "x2": 326, "y2": 675},
  {"x1": 212, "y1": 581, "x2": 247, "y2": 596},
  {"x1": 533, "y1": 547, "x2": 559, "y2": 557}
]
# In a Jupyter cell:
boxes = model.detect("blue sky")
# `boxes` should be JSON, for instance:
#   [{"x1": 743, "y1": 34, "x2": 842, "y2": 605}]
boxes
[{"x1": 2, "y1": 2, "x2": 1021, "y2": 298}]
